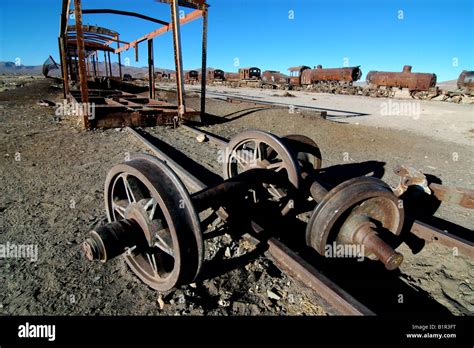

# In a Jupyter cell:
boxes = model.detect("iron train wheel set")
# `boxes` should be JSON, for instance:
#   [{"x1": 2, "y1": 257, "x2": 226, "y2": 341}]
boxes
[{"x1": 83, "y1": 129, "x2": 407, "y2": 291}]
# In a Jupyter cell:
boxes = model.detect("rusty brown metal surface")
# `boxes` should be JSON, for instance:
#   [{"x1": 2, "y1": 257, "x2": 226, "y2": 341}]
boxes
[
  {"x1": 125, "y1": 127, "x2": 372, "y2": 315},
  {"x1": 239, "y1": 67, "x2": 261, "y2": 80},
  {"x1": 301, "y1": 65, "x2": 362, "y2": 84},
  {"x1": 457, "y1": 70, "x2": 474, "y2": 90},
  {"x1": 73, "y1": 0, "x2": 90, "y2": 128},
  {"x1": 115, "y1": 9, "x2": 203, "y2": 54},
  {"x1": 208, "y1": 69, "x2": 225, "y2": 81},
  {"x1": 429, "y1": 183, "x2": 474, "y2": 209},
  {"x1": 411, "y1": 220, "x2": 473, "y2": 258},
  {"x1": 170, "y1": 0, "x2": 186, "y2": 118},
  {"x1": 185, "y1": 70, "x2": 199, "y2": 82},
  {"x1": 261, "y1": 70, "x2": 289, "y2": 87},
  {"x1": 366, "y1": 66, "x2": 436, "y2": 91},
  {"x1": 224, "y1": 72, "x2": 239, "y2": 81}
]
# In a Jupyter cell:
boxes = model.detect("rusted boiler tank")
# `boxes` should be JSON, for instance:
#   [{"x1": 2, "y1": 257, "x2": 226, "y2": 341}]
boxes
[
  {"x1": 457, "y1": 70, "x2": 474, "y2": 91},
  {"x1": 366, "y1": 65, "x2": 436, "y2": 92},
  {"x1": 301, "y1": 65, "x2": 362, "y2": 85}
]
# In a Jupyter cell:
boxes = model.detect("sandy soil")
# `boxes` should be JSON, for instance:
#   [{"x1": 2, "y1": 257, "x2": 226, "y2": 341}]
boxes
[{"x1": 1, "y1": 77, "x2": 472, "y2": 316}]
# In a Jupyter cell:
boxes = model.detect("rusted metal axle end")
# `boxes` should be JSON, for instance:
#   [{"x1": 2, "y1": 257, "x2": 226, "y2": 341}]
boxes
[
  {"x1": 343, "y1": 214, "x2": 404, "y2": 271},
  {"x1": 82, "y1": 219, "x2": 145, "y2": 262}
]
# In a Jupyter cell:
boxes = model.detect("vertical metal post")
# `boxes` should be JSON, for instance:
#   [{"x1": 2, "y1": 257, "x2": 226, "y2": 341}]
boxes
[
  {"x1": 108, "y1": 51, "x2": 113, "y2": 78},
  {"x1": 200, "y1": 9, "x2": 208, "y2": 120},
  {"x1": 85, "y1": 56, "x2": 90, "y2": 78},
  {"x1": 67, "y1": 48, "x2": 74, "y2": 80},
  {"x1": 148, "y1": 39, "x2": 155, "y2": 99},
  {"x1": 104, "y1": 51, "x2": 108, "y2": 77},
  {"x1": 92, "y1": 53, "x2": 97, "y2": 77},
  {"x1": 170, "y1": 0, "x2": 185, "y2": 118},
  {"x1": 135, "y1": 44, "x2": 139, "y2": 62},
  {"x1": 59, "y1": 0, "x2": 71, "y2": 99},
  {"x1": 58, "y1": 37, "x2": 69, "y2": 98},
  {"x1": 73, "y1": 0, "x2": 89, "y2": 128},
  {"x1": 117, "y1": 35, "x2": 122, "y2": 80}
]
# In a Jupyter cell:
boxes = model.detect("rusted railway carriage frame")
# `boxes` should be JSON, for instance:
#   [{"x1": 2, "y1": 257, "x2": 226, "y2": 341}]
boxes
[
  {"x1": 366, "y1": 65, "x2": 437, "y2": 92},
  {"x1": 457, "y1": 70, "x2": 474, "y2": 91},
  {"x1": 58, "y1": 0, "x2": 209, "y2": 129}
]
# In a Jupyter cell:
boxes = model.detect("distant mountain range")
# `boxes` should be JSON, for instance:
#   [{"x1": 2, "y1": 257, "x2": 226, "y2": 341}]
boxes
[{"x1": 0, "y1": 61, "x2": 44, "y2": 75}]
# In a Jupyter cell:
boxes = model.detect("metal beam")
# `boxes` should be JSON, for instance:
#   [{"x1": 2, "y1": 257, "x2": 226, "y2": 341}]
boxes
[
  {"x1": 117, "y1": 35, "x2": 122, "y2": 79},
  {"x1": 108, "y1": 51, "x2": 112, "y2": 77},
  {"x1": 104, "y1": 51, "x2": 108, "y2": 77},
  {"x1": 115, "y1": 9, "x2": 203, "y2": 54},
  {"x1": 58, "y1": 37, "x2": 69, "y2": 99},
  {"x1": 200, "y1": 9, "x2": 207, "y2": 120},
  {"x1": 77, "y1": 9, "x2": 169, "y2": 26},
  {"x1": 171, "y1": 0, "x2": 185, "y2": 118},
  {"x1": 73, "y1": 0, "x2": 89, "y2": 129},
  {"x1": 148, "y1": 39, "x2": 155, "y2": 99},
  {"x1": 67, "y1": 24, "x2": 118, "y2": 38}
]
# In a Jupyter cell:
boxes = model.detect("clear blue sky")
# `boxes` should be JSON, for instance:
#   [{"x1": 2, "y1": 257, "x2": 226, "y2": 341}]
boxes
[{"x1": 0, "y1": 0, "x2": 473, "y2": 81}]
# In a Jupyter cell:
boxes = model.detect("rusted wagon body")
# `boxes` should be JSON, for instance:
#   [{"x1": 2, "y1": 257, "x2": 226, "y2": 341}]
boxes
[
  {"x1": 288, "y1": 65, "x2": 361, "y2": 87},
  {"x1": 261, "y1": 70, "x2": 289, "y2": 88},
  {"x1": 239, "y1": 67, "x2": 261, "y2": 80},
  {"x1": 224, "y1": 72, "x2": 239, "y2": 82},
  {"x1": 301, "y1": 65, "x2": 362, "y2": 85},
  {"x1": 288, "y1": 66, "x2": 310, "y2": 86},
  {"x1": 184, "y1": 70, "x2": 199, "y2": 83},
  {"x1": 207, "y1": 69, "x2": 225, "y2": 81},
  {"x1": 154, "y1": 71, "x2": 172, "y2": 81},
  {"x1": 457, "y1": 70, "x2": 474, "y2": 90},
  {"x1": 366, "y1": 65, "x2": 436, "y2": 92}
]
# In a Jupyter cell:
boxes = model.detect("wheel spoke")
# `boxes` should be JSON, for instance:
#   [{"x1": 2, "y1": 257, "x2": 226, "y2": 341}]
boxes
[
  {"x1": 112, "y1": 201, "x2": 127, "y2": 218},
  {"x1": 233, "y1": 150, "x2": 250, "y2": 170},
  {"x1": 268, "y1": 184, "x2": 285, "y2": 199},
  {"x1": 121, "y1": 174, "x2": 136, "y2": 203},
  {"x1": 253, "y1": 140, "x2": 261, "y2": 162},
  {"x1": 146, "y1": 252, "x2": 159, "y2": 277},
  {"x1": 266, "y1": 160, "x2": 285, "y2": 172},
  {"x1": 154, "y1": 228, "x2": 174, "y2": 257},
  {"x1": 144, "y1": 198, "x2": 157, "y2": 220}
]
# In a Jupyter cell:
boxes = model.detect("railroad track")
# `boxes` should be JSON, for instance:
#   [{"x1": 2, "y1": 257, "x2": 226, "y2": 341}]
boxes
[
  {"x1": 157, "y1": 85, "x2": 367, "y2": 118},
  {"x1": 82, "y1": 123, "x2": 473, "y2": 316}
]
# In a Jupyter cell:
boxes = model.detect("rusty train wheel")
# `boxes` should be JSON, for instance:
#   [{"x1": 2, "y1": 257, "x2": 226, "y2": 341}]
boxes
[
  {"x1": 281, "y1": 134, "x2": 322, "y2": 171},
  {"x1": 223, "y1": 130, "x2": 300, "y2": 215},
  {"x1": 305, "y1": 177, "x2": 404, "y2": 259},
  {"x1": 105, "y1": 154, "x2": 203, "y2": 291}
]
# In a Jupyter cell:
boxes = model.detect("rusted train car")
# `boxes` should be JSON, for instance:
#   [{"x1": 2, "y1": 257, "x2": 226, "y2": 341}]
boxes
[
  {"x1": 288, "y1": 65, "x2": 362, "y2": 92},
  {"x1": 184, "y1": 70, "x2": 199, "y2": 84},
  {"x1": 457, "y1": 70, "x2": 474, "y2": 91},
  {"x1": 239, "y1": 67, "x2": 261, "y2": 80},
  {"x1": 366, "y1": 65, "x2": 436, "y2": 92},
  {"x1": 261, "y1": 70, "x2": 289, "y2": 89},
  {"x1": 205, "y1": 69, "x2": 225, "y2": 85}
]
